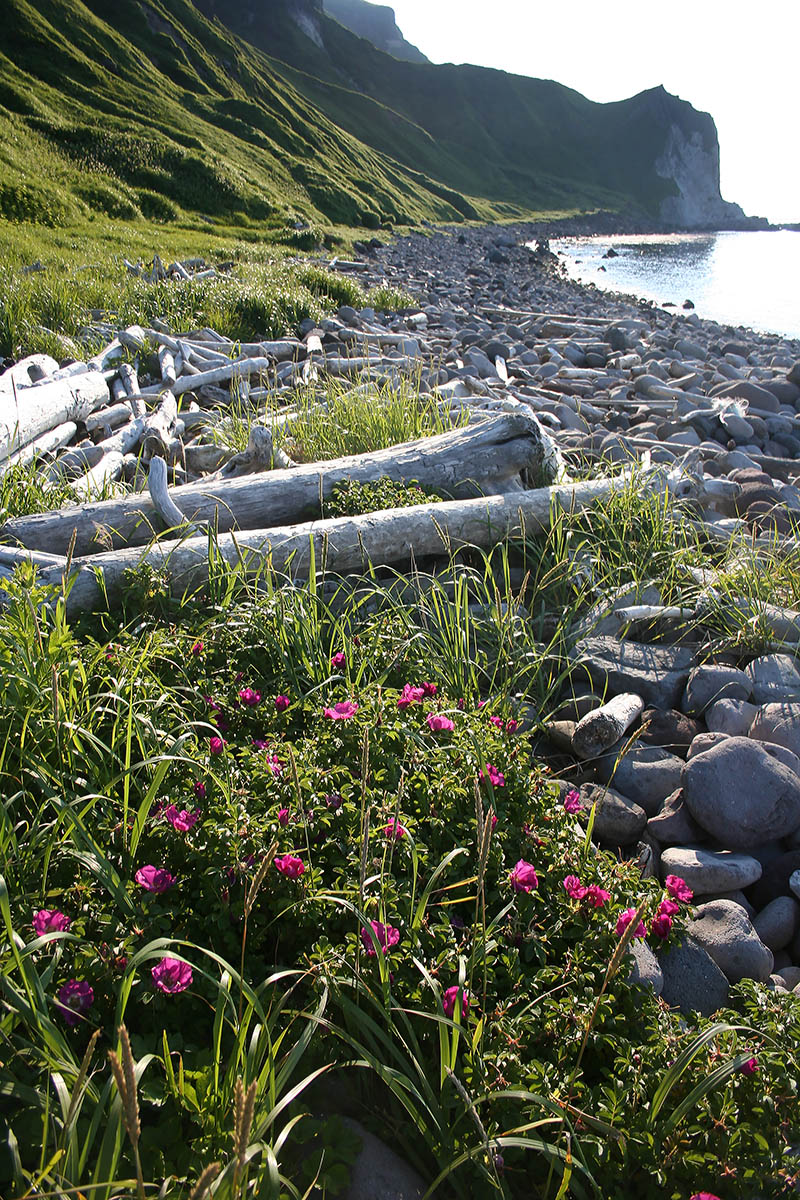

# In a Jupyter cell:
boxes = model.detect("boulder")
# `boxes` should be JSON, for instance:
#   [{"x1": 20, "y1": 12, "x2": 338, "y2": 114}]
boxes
[
  {"x1": 688, "y1": 899, "x2": 773, "y2": 983},
  {"x1": 572, "y1": 637, "x2": 695, "y2": 711},
  {"x1": 745, "y1": 653, "x2": 800, "y2": 704},
  {"x1": 705, "y1": 699, "x2": 759, "y2": 736},
  {"x1": 628, "y1": 939, "x2": 664, "y2": 995},
  {"x1": 681, "y1": 665, "x2": 751, "y2": 714},
  {"x1": 752, "y1": 896, "x2": 800, "y2": 952},
  {"x1": 660, "y1": 847, "x2": 762, "y2": 894},
  {"x1": 682, "y1": 737, "x2": 800, "y2": 848},
  {"x1": 578, "y1": 782, "x2": 647, "y2": 844},
  {"x1": 636, "y1": 708, "x2": 701, "y2": 756},
  {"x1": 686, "y1": 732, "x2": 729, "y2": 759},
  {"x1": 659, "y1": 935, "x2": 730, "y2": 1016},
  {"x1": 594, "y1": 744, "x2": 683, "y2": 816},
  {"x1": 749, "y1": 702, "x2": 800, "y2": 759},
  {"x1": 647, "y1": 788, "x2": 707, "y2": 846},
  {"x1": 342, "y1": 1119, "x2": 425, "y2": 1200}
]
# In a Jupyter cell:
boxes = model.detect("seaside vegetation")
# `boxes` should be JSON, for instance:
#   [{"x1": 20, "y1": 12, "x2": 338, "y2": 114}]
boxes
[{"x1": 1, "y1": 458, "x2": 799, "y2": 1197}]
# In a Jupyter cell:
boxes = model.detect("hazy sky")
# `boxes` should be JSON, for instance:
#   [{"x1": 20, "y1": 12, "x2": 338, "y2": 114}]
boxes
[{"x1": 386, "y1": 0, "x2": 799, "y2": 223}]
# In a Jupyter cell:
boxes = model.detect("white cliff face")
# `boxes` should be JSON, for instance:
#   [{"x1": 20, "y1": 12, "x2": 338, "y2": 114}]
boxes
[
  {"x1": 656, "y1": 124, "x2": 746, "y2": 229},
  {"x1": 293, "y1": 7, "x2": 325, "y2": 47}
]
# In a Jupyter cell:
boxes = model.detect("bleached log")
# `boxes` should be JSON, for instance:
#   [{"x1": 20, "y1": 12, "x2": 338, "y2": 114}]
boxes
[
  {"x1": 141, "y1": 392, "x2": 178, "y2": 461},
  {"x1": 2, "y1": 422, "x2": 77, "y2": 472},
  {"x1": 163, "y1": 357, "x2": 271, "y2": 397},
  {"x1": 70, "y1": 451, "x2": 125, "y2": 500},
  {"x1": 158, "y1": 346, "x2": 177, "y2": 384},
  {"x1": 148, "y1": 456, "x2": 200, "y2": 535},
  {"x1": 0, "y1": 545, "x2": 67, "y2": 571},
  {"x1": 3, "y1": 412, "x2": 553, "y2": 556},
  {"x1": 47, "y1": 444, "x2": 105, "y2": 482},
  {"x1": 85, "y1": 403, "x2": 134, "y2": 434},
  {"x1": 40, "y1": 474, "x2": 629, "y2": 616},
  {"x1": 571, "y1": 693, "x2": 645, "y2": 760},
  {"x1": 0, "y1": 354, "x2": 60, "y2": 393},
  {"x1": 0, "y1": 371, "x2": 109, "y2": 463},
  {"x1": 94, "y1": 417, "x2": 147, "y2": 457}
]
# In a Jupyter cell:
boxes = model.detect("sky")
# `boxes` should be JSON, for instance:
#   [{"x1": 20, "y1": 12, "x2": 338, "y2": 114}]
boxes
[{"x1": 385, "y1": 0, "x2": 799, "y2": 223}]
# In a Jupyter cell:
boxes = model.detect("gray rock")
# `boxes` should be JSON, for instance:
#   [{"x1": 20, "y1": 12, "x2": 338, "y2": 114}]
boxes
[
  {"x1": 629, "y1": 939, "x2": 664, "y2": 995},
  {"x1": 712, "y1": 889, "x2": 756, "y2": 918},
  {"x1": 660, "y1": 847, "x2": 762, "y2": 893},
  {"x1": 647, "y1": 788, "x2": 707, "y2": 846},
  {"x1": 686, "y1": 732, "x2": 729, "y2": 759},
  {"x1": 342, "y1": 1119, "x2": 425, "y2": 1200},
  {"x1": 683, "y1": 736, "x2": 800, "y2": 847},
  {"x1": 749, "y1": 702, "x2": 800, "y2": 759},
  {"x1": 578, "y1": 782, "x2": 647, "y2": 844},
  {"x1": 637, "y1": 708, "x2": 701, "y2": 756},
  {"x1": 705, "y1": 698, "x2": 759, "y2": 736},
  {"x1": 689, "y1": 899, "x2": 774, "y2": 983},
  {"x1": 572, "y1": 637, "x2": 695, "y2": 711},
  {"x1": 594, "y1": 744, "x2": 684, "y2": 816},
  {"x1": 681, "y1": 665, "x2": 751, "y2": 715},
  {"x1": 778, "y1": 965, "x2": 800, "y2": 989},
  {"x1": 752, "y1": 896, "x2": 800, "y2": 951},
  {"x1": 750, "y1": 850, "x2": 800, "y2": 908},
  {"x1": 659, "y1": 935, "x2": 730, "y2": 1016},
  {"x1": 791, "y1": 870, "x2": 800, "y2": 902},
  {"x1": 745, "y1": 653, "x2": 800, "y2": 703}
]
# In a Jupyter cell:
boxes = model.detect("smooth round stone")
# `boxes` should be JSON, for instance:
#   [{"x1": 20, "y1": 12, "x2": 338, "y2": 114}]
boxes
[
  {"x1": 594, "y1": 745, "x2": 683, "y2": 816},
  {"x1": 689, "y1": 899, "x2": 774, "y2": 983},
  {"x1": 686, "y1": 732, "x2": 729, "y2": 759},
  {"x1": 682, "y1": 665, "x2": 751, "y2": 715},
  {"x1": 659, "y1": 935, "x2": 730, "y2": 1016},
  {"x1": 683, "y1": 736, "x2": 800, "y2": 848},
  {"x1": 628, "y1": 939, "x2": 664, "y2": 995},
  {"x1": 660, "y1": 847, "x2": 762, "y2": 894},
  {"x1": 779, "y1": 966, "x2": 800, "y2": 989},
  {"x1": 705, "y1": 698, "x2": 759, "y2": 736},
  {"x1": 791, "y1": 870, "x2": 800, "y2": 902},
  {"x1": 745, "y1": 653, "x2": 800, "y2": 704},
  {"x1": 646, "y1": 788, "x2": 707, "y2": 846},
  {"x1": 749, "y1": 702, "x2": 800, "y2": 759},
  {"x1": 578, "y1": 783, "x2": 647, "y2": 845},
  {"x1": 636, "y1": 708, "x2": 701, "y2": 756},
  {"x1": 752, "y1": 896, "x2": 800, "y2": 951}
]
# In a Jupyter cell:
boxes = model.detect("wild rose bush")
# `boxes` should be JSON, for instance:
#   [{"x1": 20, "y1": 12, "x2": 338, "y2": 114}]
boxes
[{"x1": 0, "y1": 575, "x2": 798, "y2": 1198}]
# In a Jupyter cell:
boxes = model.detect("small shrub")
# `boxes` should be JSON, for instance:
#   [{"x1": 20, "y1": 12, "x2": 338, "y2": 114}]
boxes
[
  {"x1": 325, "y1": 477, "x2": 445, "y2": 518},
  {"x1": 74, "y1": 179, "x2": 140, "y2": 220},
  {"x1": 0, "y1": 180, "x2": 71, "y2": 227},
  {"x1": 136, "y1": 189, "x2": 178, "y2": 222}
]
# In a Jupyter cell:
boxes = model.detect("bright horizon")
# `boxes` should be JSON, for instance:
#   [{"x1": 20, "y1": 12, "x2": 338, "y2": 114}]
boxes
[{"x1": 382, "y1": 0, "x2": 799, "y2": 224}]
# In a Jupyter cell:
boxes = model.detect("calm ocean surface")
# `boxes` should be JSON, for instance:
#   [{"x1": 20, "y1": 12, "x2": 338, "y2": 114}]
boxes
[{"x1": 550, "y1": 230, "x2": 800, "y2": 342}]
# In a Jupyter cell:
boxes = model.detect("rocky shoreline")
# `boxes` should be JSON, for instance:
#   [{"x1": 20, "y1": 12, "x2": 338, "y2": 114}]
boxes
[
  {"x1": 4, "y1": 220, "x2": 800, "y2": 1022},
  {"x1": 347, "y1": 221, "x2": 800, "y2": 1015}
]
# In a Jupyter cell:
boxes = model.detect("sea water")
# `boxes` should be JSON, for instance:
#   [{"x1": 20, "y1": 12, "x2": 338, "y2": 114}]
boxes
[{"x1": 549, "y1": 230, "x2": 800, "y2": 342}]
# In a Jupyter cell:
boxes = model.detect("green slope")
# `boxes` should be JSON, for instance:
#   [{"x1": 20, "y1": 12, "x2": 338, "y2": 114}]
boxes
[{"x1": 0, "y1": 0, "x2": 532, "y2": 240}]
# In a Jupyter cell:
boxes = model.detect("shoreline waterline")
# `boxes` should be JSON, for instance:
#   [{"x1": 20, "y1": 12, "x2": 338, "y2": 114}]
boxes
[{"x1": 545, "y1": 229, "x2": 800, "y2": 342}]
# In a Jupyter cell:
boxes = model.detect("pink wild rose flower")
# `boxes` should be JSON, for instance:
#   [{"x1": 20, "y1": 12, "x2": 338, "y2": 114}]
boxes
[
  {"x1": 33, "y1": 910, "x2": 71, "y2": 936},
  {"x1": 426, "y1": 712, "x2": 455, "y2": 732},
  {"x1": 135, "y1": 865, "x2": 176, "y2": 894},
  {"x1": 384, "y1": 819, "x2": 408, "y2": 841},
  {"x1": 193, "y1": 781, "x2": 207, "y2": 801},
  {"x1": 650, "y1": 913, "x2": 673, "y2": 940},
  {"x1": 360, "y1": 920, "x2": 401, "y2": 957},
  {"x1": 238, "y1": 687, "x2": 262, "y2": 707},
  {"x1": 510, "y1": 859, "x2": 539, "y2": 893},
  {"x1": 208, "y1": 735, "x2": 225, "y2": 755},
  {"x1": 56, "y1": 979, "x2": 93, "y2": 1026},
  {"x1": 278, "y1": 808, "x2": 290, "y2": 827},
  {"x1": 330, "y1": 651, "x2": 346, "y2": 670},
  {"x1": 615, "y1": 908, "x2": 646, "y2": 940},
  {"x1": 164, "y1": 805, "x2": 200, "y2": 833},
  {"x1": 740, "y1": 1056, "x2": 758, "y2": 1075},
  {"x1": 563, "y1": 875, "x2": 587, "y2": 901},
  {"x1": 323, "y1": 701, "x2": 359, "y2": 720},
  {"x1": 151, "y1": 957, "x2": 193, "y2": 994},
  {"x1": 442, "y1": 985, "x2": 470, "y2": 1020},
  {"x1": 274, "y1": 854, "x2": 305, "y2": 880},
  {"x1": 274, "y1": 694, "x2": 290, "y2": 712},
  {"x1": 397, "y1": 683, "x2": 426, "y2": 710},
  {"x1": 479, "y1": 763, "x2": 505, "y2": 788},
  {"x1": 563, "y1": 789, "x2": 582, "y2": 814},
  {"x1": 585, "y1": 884, "x2": 611, "y2": 909},
  {"x1": 665, "y1": 874, "x2": 693, "y2": 902}
]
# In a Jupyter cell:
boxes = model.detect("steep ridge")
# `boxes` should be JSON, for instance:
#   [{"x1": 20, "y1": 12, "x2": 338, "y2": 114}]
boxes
[
  {"x1": 322, "y1": 0, "x2": 428, "y2": 63},
  {"x1": 0, "y1": 0, "x2": 751, "y2": 233},
  {"x1": 203, "y1": 0, "x2": 751, "y2": 229}
]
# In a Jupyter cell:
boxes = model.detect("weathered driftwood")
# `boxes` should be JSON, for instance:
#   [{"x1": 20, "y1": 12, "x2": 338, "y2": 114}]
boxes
[
  {"x1": 0, "y1": 545, "x2": 67, "y2": 571},
  {"x1": 85, "y1": 403, "x2": 133, "y2": 435},
  {"x1": 71, "y1": 450, "x2": 125, "y2": 500},
  {"x1": 141, "y1": 392, "x2": 178, "y2": 461},
  {"x1": 2, "y1": 421, "x2": 78, "y2": 472},
  {"x1": 148, "y1": 455, "x2": 198, "y2": 535},
  {"x1": 46, "y1": 444, "x2": 105, "y2": 482},
  {"x1": 213, "y1": 426, "x2": 293, "y2": 479},
  {"x1": 40, "y1": 475, "x2": 627, "y2": 616},
  {"x1": 0, "y1": 354, "x2": 60, "y2": 393},
  {"x1": 3, "y1": 412, "x2": 554, "y2": 556},
  {"x1": 571, "y1": 693, "x2": 645, "y2": 760},
  {"x1": 0, "y1": 371, "x2": 109, "y2": 463},
  {"x1": 164, "y1": 357, "x2": 272, "y2": 398}
]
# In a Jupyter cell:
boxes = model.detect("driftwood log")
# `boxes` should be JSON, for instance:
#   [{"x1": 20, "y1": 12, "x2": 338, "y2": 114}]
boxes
[
  {"x1": 38, "y1": 475, "x2": 627, "y2": 616},
  {"x1": 571, "y1": 693, "x2": 645, "y2": 760},
  {"x1": 0, "y1": 371, "x2": 109, "y2": 463},
  {"x1": 3, "y1": 412, "x2": 555, "y2": 557}
]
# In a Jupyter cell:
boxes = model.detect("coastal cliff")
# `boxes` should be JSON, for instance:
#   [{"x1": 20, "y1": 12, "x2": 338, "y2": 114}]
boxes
[{"x1": 322, "y1": 0, "x2": 428, "y2": 62}]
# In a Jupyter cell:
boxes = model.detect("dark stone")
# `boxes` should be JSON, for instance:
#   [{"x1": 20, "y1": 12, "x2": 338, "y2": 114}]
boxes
[
  {"x1": 659, "y1": 936, "x2": 730, "y2": 1016},
  {"x1": 637, "y1": 708, "x2": 701, "y2": 754},
  {"x1": 750, "y1": 851, "x2": 800, "y2": 909},
  {"x1": 647, "y1": 787, "x2": 707, "y2": 845}
]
